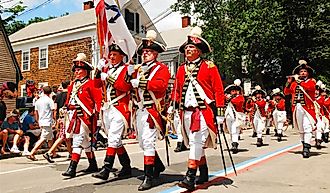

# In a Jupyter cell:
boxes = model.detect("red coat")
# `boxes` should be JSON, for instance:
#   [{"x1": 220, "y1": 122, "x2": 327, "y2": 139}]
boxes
[
  {"x1": 275, "y1": 98, "x2": 286, "y2": 111},
  {"x1": 316, "y1": 95, "x2": 325, "y2": 116},
  {"x1": 132, "y1": 61, "x2": 170, "y2": 130},
  {"x1": 171, "y1": 60, "x2": 225, "y2": 135},
  {"x1": 255, "y1": 99, "x2": 266, "y2": 117},
  {"x1": 66, "y1": 78, "x2": 102, "y2": 127},
  {"x1": 284, "y1": 78, "x2": 316, "y2": 120},
  {"x1": 94, "y1": 64, "x2": 132, "y2": 122},
  {"x1": 324, "y1": 98, "x2": 330, "y2": 118},
  {"x1": 231, "y1": 95, "x2": 245, "y2": 112}
]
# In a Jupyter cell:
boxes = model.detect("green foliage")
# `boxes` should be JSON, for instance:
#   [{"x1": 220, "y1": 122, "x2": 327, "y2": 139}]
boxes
[{"x1": 172, "y1": 0, "x2": 330, "y2": 90}]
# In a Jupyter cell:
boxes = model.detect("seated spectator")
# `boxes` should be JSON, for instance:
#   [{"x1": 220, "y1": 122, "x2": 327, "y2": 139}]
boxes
[
  {"x1": 1, "y1": 112, "x2": 23, "y2": 153},
  {"x1": 22, "y1": 107, "x2": 41, "y2": 156},
  {"x1": 0, "y1": 127, "x2": 9, "y2": 155}
]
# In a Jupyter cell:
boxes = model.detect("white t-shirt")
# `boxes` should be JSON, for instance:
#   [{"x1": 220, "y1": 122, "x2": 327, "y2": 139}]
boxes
[{"x1": 35, "y1": 95, "x2": 55, "y2": 127}]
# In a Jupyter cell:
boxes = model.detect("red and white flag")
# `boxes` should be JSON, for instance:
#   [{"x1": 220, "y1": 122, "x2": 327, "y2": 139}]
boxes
[{"x1": 95, "y1": 0, "x2": 136, "y2": 61}]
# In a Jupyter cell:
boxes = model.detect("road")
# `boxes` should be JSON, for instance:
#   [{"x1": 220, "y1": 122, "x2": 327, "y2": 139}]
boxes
[{"x1": 0, "y1": 126, "x2": 329, "y2": 193}]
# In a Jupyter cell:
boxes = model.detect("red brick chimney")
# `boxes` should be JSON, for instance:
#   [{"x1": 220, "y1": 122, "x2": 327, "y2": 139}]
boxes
[
  {"x1": 181, "y1": 16, "x2": 191, "y2": 28},
  {"x1": 83, "y1": 1, "x2": 94, "y2": 10}
]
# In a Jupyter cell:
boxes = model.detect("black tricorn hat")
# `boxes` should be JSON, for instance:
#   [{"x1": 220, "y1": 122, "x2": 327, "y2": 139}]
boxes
[
  {"x1": 179, "y1": 26, "x2": 212, "y2": 54},
  {"x1": 72, "y1": 53, "x2": 93, "y2": 71},
  {"x1": 224, "y1": 79, "x2": 243, "y2": 93},
  {"x1": 137, "y1": 30, "x2": 166, "y2": 55},
  {"x1": 109, "y1": 43, "x2": 127, "y2": 57},
  {"x1": 252, "y1": 85, "x2": 267, "y2": 96},
  {"x1": 292, "y1": 60, "x2": 314, "y2": 76}
]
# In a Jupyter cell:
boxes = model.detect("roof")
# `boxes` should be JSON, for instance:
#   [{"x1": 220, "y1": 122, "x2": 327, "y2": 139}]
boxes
[
  {"x1": 9, "y1": 9, "x2": 96, "y2": 43},
  {"x1": 160, "y1": 27, "x2": 192, "y2": 48}
]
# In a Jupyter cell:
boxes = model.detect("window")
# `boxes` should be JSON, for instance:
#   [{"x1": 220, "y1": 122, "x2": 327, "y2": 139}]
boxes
[
  {"x1": 124, "y1": 9, "x2": 140, "y2": 34},
  {"x1": 39, "y1": 48, "x2": 48, "y2": 69},
  {"x1": 22, "y1": 51, "x2": 30, "y2": 71}
]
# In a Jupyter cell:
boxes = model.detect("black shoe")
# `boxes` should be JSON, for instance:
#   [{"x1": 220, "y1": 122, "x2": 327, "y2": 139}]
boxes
[
  {"x1": 118, "y1": 167, "x2": 132, "y2": 178},
  {"x1": 92, "y1": 166, "x2": 111, "y2": 180},
  {"x1": 43, "y1": 153, "x2": 54, "y2": 163},
  {"x1": 138, "y1": 165, "x2": 154, "y2": 191},
  {"x1": 277, "y1": 133, "x2": 283, "y2": 142},
  {"x1": 315, "y1": 139, "x2": 322, "y2": 150},
  {"x1": 266, "y1": 128, "x2": 270, "y2": 135},
  {"x1": 174, "y1": 142, "x2": 187, "y2": 152},
  {"x1": 178, "y1": 168, "x2": 197, "y2": 191},
  {"x1": 81, "y1": 158, "x2": 98, "y2": 173},
  {"x1": 252, "y1": 132, "x2": 257, "y2": 138},
  {"x1": 322, "y1": 132, "x2": 329, "y2": 143},
  {"x1": 231, "y1": 142, "x2": 239, "y2": 154},
  {"x1": 256, "y1": 138, "x2": 263, "y2": 147},
  {"x1": 62, "y1": 160, "x2": 78, "y2": 178},
  {"x1": 302, "y1": 143, "x2": 311, "y2": 158}
]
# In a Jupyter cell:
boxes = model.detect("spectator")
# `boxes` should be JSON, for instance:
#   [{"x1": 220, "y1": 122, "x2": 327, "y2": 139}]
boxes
[
  {"x1": 0, "y1": 95, "x2": 6, "y2": 125},
  {"x1": 32, "y1": 91, "x2": 40, "y2": 106},
  {"x1": 27, "y1": 86, "x2": 55, "y2": 161},
  {"x1": 21, "y1": 107, "x2": 41, "y2": 156},
  {"x1": 0, "y1": 126, "x2": 9, "y2": 155},
  {"x1": 1, "y1": 112, "x2": 23, "y2": 153}
]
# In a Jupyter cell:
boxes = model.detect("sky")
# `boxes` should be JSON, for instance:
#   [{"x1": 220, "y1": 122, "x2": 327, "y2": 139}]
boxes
[{"x1": 0, "y1": 0, "x2": 185, "y2": 32}]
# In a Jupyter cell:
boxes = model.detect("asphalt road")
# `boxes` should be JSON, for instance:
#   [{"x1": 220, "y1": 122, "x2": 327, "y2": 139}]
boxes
[{"x1": 1, "y1": 126, "x2": 329, "y2": 193}]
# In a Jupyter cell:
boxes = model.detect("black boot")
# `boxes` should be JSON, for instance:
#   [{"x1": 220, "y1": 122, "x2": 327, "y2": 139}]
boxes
[
  {"x1": 82, "y1": 158, "x2": 98, "y2": 173},
  {"x1": 323, "y1": 132, "x2": 329, "y2": 143},
  {"x1": 302, "y1": 143, "x2": 311, "y2": 158},
  {"x1": 153, "y1": 154, "x2": 165, "y2": 178},
  {"x1": 174, "y1": 141, "x2": 187, "y2": 152},
  {"x1": 231, "y1": 142, "x2": 239, "y2": 154},
  {"x1": 256, "y1": 138, "x2": 263, "y2": 147},
  {"x1": 266, "y1": 128, "x2": 270, "y2": 135},
  {"x1": 196, "y1": 164, "x2": 208, "y2": 185},
  {"x1": 92, "y1": 156, "x2": 115, "y2": 180},
  {"x1": 138, "y1": 165, "x2": 154, "y2": 191},
  {"x1": 252, "y1": 132, "x2": 257, "y2": 138},
  {"x1": 118, "y1": 152, "x2": 132, "y2": 178},
  {"x1": 274, "y1": 129, "x2": 278, "y2": 136},
  {"x1": 178, "y1": 168, "x2": 197, "y2": 191},
  {"x1": 277, "y1": 133, "x2": 283, "y2": 142},
  {"x1": 315, "y1": 139, "x2": 322, "y2": 150},
  {"x1": 62, "y1": 160, "x2": 78, "y2": 178}
]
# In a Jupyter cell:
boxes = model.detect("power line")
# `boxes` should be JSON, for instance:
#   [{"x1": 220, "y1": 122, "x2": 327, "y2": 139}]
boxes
[
  {"x1": 16, "y1": 0, "x2": 55, "y2": 18},
  {"x1": 0, "y1": 0, "x2": 16, "y2": 4}
]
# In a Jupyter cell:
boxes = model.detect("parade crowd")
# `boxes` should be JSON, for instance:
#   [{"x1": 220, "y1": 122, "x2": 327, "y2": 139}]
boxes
[{"x1": 1, "y1": 27, "x2": 329, "y2": 191}]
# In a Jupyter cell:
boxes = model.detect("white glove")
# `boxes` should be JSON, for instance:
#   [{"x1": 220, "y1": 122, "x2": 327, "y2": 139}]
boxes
[
  {"x1": 216, "y1": 116, "x2": 225, "y2": 125},
  {"x1": 100, "y1": 72, "x2": 108, "y2": 81},
  {"x1": 266, "y1": 96, "x2": 270, "y2": 100},
  {"x1": 127, "y1": 64, "x2": 135, "y2": 76},
  {"x1": 97, "y1": 58, "x2": 107, "y2": 71},
  {"x1": 130, "y1": 79, "x2": 139, "y2": 88},
  {"x1": 167, "y1": 106, "x2": 174, "y2": 114}
]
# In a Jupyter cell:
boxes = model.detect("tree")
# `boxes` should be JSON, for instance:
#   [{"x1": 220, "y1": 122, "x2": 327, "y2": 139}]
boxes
[{"x1": 172, "y1": 0, "x2": 330, "y2": 90}]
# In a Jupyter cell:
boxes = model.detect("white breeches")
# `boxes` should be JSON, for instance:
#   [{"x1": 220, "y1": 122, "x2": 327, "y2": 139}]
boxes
[
  {"x1": 136, "y1": 108, "x2": 157, "y2": 156},
  {"x1": 174, "y1": 111, "x2": 185, "y2": 142},
  {"x1": 184, "y1": 110, "x2": 209, "y2": 160},
  {"x1": 295, "y1": 104, "x2": 313, "y2": 144},
  {"x1": 253, "y1": 115, "x2": 265, "y2": 138},
  {"x1": 273, "y1": 110, "x2": 287, "y2": 134},
  {"x1": 103, "y1": 105, "x2": 125, "y2": 148},
  {"x1": 72, "y1": 120, "x2": 92, "y2": 155},
  {"x1": 225, "y1": 116, "x2": 240, "y2": 143}
]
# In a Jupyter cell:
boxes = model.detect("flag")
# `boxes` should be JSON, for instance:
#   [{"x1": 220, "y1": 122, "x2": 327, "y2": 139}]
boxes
[{"x1": 95, "y1": 0, "x2": 136, "y2": 61}]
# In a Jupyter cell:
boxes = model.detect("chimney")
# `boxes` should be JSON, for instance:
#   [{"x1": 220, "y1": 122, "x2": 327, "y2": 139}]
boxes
[
  {"x1": 83, "y1": 1, "x2": 94, "y2": 10},
  {"x1": 181, "y1": 16, "x2": 191, "y2": 28}
]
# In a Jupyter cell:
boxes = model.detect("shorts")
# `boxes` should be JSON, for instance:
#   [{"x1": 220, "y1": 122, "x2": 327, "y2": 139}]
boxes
[{"x1": 40, "y1": 126, "x2": 54, "y2": 140}]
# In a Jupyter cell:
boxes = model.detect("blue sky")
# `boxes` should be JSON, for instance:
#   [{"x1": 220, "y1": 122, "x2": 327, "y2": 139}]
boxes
[{"x1": 1, "y1": 0, "x2": 184, "y2": 32}]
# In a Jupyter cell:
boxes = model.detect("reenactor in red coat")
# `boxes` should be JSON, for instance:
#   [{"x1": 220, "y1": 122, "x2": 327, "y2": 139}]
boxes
[
  {"x1": 129, "y1": 30, "x2": 170, "y2": 191},
  {"x1": 92, "y1": 44, "x2": 132, "y2": 180},
  {"x1": 251, "y1": 85, "x2": 267, "y2": 147},
  {"x1": 224, "y1": 79, "x2": 245, "y2": 154},
  {"x1": 62, "y1": 53, "x2": 102, "y2": 177},
  {"x1": 315, "y1": 81, "x2": 328, "y2": 148},
  {"x1": 323, "y1": 88, "x2": 330, "y2": 143},
  {"x1": 270, "y1": 88, "x2": 287, "y2": 141},
  {"x1": 284, "y1": 59, "x2": 316, "y2": 158},
  {"x1": 169, "y1": 26, "x2": 225, "y2": 191}
]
